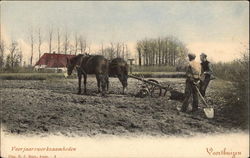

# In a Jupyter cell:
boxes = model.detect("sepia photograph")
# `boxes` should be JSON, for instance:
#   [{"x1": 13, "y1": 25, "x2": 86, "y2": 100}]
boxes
[{"x1": 0, "y1": 1, "x2": 249, "y2": 158}]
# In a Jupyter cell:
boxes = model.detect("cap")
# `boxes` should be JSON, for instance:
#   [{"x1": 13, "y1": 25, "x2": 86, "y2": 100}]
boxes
[
  {"x1": 188, "y1": 53, "x2": 196, "y2": 60},
  {"x1": 200, "y1": 53, "x2": 207, "y2": 58}
]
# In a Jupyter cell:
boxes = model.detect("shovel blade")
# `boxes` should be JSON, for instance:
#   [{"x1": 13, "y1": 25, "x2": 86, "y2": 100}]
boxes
[{"x1": 203, "y1": 108, "x2": 214, "y2": 118}]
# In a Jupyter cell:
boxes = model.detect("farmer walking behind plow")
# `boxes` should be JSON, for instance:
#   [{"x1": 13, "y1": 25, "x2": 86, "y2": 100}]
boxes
[{"x1": 181, "y1": 53, "x2": 201, "y2": 113}]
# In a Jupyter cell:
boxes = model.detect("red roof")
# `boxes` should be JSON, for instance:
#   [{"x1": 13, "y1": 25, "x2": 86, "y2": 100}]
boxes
[{"x1": 35, "y1": 53, "x2": 76, "y2": 68}]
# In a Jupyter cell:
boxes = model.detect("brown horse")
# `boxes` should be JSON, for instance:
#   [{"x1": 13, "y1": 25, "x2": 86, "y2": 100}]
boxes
[
  {"x1": 66, "y1": 54, "x2": 109, "y2": 95},
  {"x1": 108, "y1": 58, "x2": 129, "y2": 94}
]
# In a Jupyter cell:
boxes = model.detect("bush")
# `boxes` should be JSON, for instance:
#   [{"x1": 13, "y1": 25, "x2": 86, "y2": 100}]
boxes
[
  {"x1": 213, "y1": 53, "x2": 249, "y2": 129},
  {"x1": 0, "y1": 66, "x2": 34, "y2": 73}
]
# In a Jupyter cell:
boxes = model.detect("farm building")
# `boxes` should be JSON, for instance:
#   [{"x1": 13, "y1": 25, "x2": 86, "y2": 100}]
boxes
[{"x1": 34, "y1": 53, "x2": 75, "y2": 72}]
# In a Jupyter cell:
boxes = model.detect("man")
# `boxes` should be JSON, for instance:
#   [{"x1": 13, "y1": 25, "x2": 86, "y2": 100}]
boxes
[
  {"x1": 200, "y1": 53, "x2": 214, "y2": 97},
  {"x1": 181, "y1": 53, "x2": 201, "y2": 112}
]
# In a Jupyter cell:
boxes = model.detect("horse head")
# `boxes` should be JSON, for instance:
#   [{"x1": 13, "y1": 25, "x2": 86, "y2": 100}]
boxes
[{"x1": 66, "y1": 57, "x2": 74, "y2": 76}]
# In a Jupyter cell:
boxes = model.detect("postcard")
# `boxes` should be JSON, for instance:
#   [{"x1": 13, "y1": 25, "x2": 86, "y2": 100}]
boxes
[{"x1": 0, "y1": 1, "x2": 249, "y2": 158}]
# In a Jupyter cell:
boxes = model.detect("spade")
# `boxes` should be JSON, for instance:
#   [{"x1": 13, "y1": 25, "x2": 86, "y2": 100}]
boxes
[{"x1": 195, "y1": 86, "x2": 214, "y2": 119}]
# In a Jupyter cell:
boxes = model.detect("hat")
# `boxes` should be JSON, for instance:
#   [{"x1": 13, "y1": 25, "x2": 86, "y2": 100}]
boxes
[
  {"x1": 188, "y1": 53, "x2": 196, "y2": 60},
  {"x1": 200, "y1": 53, "x2": 207, "y2": 58}
]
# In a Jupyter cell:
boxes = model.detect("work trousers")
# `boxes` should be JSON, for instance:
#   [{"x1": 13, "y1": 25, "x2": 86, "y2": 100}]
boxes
[
  {"x1": 200, "y1": 75, "x2": 210, "y2": 97},
  {"x1": 181, "y1": 79, "x2": 199, "y2": 112}
]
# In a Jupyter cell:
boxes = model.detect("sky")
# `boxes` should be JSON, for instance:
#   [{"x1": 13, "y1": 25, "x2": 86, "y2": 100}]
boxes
[{"x1": 1, "y1": 1, "x2": 249, "y2": 64}]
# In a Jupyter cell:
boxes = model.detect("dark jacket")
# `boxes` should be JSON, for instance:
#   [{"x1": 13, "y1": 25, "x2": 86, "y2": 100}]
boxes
[{"x1": 201, "y1": 60, "x2": 213, "y2": 76}]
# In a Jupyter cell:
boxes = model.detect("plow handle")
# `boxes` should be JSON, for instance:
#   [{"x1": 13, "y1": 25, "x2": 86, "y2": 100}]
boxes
[{"x1": 128, "y1": 74, "x2": 171, "y2": 90}]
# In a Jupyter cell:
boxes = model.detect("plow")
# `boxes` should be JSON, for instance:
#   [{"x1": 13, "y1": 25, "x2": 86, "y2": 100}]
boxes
[
  {"x1": 128, "y1": 74, "x2": 214, "y2": 118},
  {"x1": 128, "y1": 74, "x2": 173, "y2": 97}
]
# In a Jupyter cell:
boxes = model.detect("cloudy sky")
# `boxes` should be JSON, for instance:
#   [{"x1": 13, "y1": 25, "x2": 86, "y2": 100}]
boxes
[{"x1": 1, "y1": 1, "x2": 249, "y2": 63}]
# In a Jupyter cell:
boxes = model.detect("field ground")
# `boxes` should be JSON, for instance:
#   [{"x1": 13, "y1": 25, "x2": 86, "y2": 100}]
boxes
[
  {"x1": 0, "y1": 75, "x2": 244, "y2": 137},
  {"x1": 0, "y1": 72, "x2": 185, "y2": 80}
]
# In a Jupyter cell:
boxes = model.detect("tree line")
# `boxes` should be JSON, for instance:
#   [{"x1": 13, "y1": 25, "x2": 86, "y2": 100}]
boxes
[
  {"x1": 0, "y1": 28, "x2": 189, "y2": 71},
  {"x1": 0, "y1": 26, "x2": 133, "y2": 70},
  {"x1": 0, "y1": 27, "x2": 89, "y2": 70},
  {"x1": 136, "y1": 36, "x2": 189, "y2": 67},
  {"x1": 28, "y1": 27, "x2": 88, "y2": 66},
  {"x1": 28, "y1": 26, "x2": 132, "y2": 65},
  {"x1": 96, "y1": 42, "x2": 130, "y2": 60}
]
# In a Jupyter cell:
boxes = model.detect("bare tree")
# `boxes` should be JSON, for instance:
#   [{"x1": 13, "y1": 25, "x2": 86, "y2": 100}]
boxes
[
  {"x1": 63, "y1": 30, "x2": 69, "y2": 54},
  {"x1": 15, "y1": 48, "x2": 23, "y2": 67},
  {"x1": 0, "y1": 40, "x2": 5, "y2": 69},
  {"x1": 109, "y1": 42, "x2": 115, "y2": 59},
  {"x1": 116, "y1": 43, "x2": 121, "y2": 57},
  {"x1": 74, "y1": 33, "x2": 78, "y2": 55},
  {"x1": 48, "y1": 27, "x2": 53, "y2": 53},
  {"x1": 136, "y1": 36, "x2": 188, "y2": 66},
  {"x1": 19, "y1": 49, "x2": 23, "y2": 67},
  {"x1": 88, "y1": 44, "x2": 91, "y2": 54},
  {"x1": 57, "y1": 28, "x2": 61, "y2": 54},
  {"x1": 101, "y1": 42, "x2": 104, "y2": 56},
  {"x1": 125, "y1": 44, "x2": 129, "y2": 60},
  {"x1": 38, "y1": 28, "x2": 42, "y2": 59},
  {"x1": 136, "y1": 42, "x2": 142, "y2": 66},
  {"x1": 8, "y1": 41, "x2": 18, "y2": 68},
  {"x1": 69, "y1": 44, "x2": 74, "y2": 55},
  {"x1": 157, "y1": 38, "x2": 162, "y2": 66},
  {"x1": 79, "y1": 35, "x2": 86, "y2": 54},
  {"x1": 86, "y1": 41, "x2": 91, "y2": 54},
  {"x1": 122, "y1": 43, "x2": 125, "y2": 59},
  {"x1": 30, "y1": 28, "x2": 34, "y2": 66}
]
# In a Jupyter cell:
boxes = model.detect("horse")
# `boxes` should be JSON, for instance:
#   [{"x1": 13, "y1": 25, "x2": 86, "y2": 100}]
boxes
[
  {"x1": 108, "y1": 58, "x2": 129, "y2": 94},
  {"x1": 66, "y1": 54, "x2": 109, "y2": 96}
]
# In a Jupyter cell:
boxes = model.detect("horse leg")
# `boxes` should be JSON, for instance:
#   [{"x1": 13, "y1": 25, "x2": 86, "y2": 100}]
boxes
[
  {"x1": 77, "y1": 74, "x2": 82, "y2": 94},
  {"x1": 96, "y1": 75, "x2": 101, "y2": 93},
  {"x1": 100, "y1": 74, "x2": 107, "y2": 96},
  {"x1": 118, "y1": 74, "x2": 127, "y2": 94},
  {"x1": 123, "y1": 75, "x2": 128, "y2": 94},
  {"x1": 118, "y1": 75, "x2": 124, "y2": 93},
  {"x1": 106, "y1": 76, "x2": 109, "y2": 93},
  {"x1": 83, "y1": 74, "x2": 87, "y2": 94}
]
